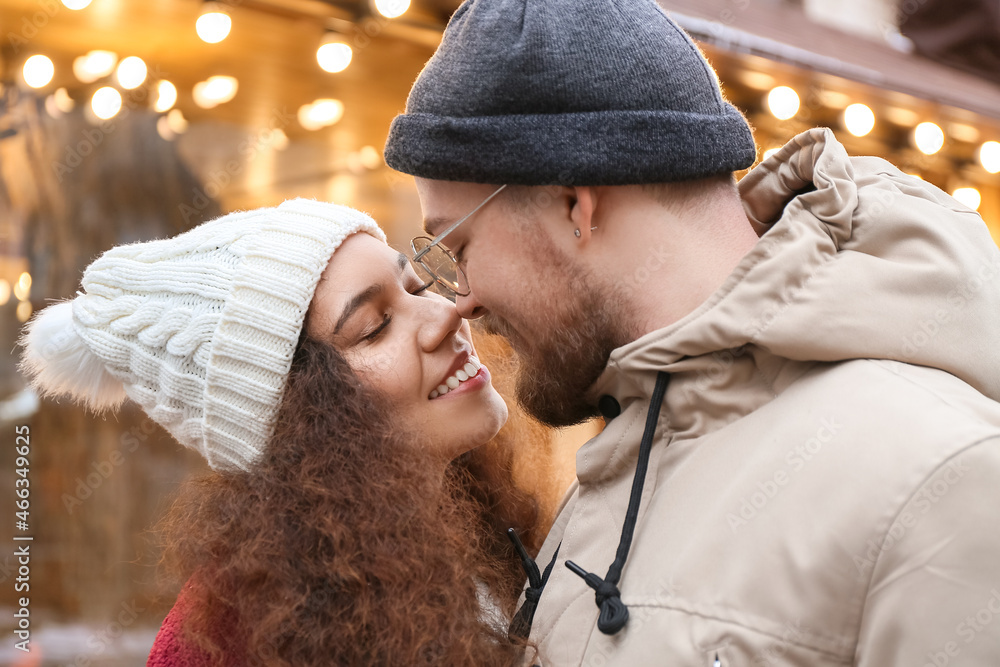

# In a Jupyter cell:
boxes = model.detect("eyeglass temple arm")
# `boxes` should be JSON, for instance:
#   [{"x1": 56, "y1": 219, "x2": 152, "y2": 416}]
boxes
[{"x1": 414, "y1": 184, "x2": 508, "y2": 261}]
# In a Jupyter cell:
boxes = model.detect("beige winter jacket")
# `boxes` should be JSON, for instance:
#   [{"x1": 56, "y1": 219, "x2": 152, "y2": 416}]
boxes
[{"x1": 524, "y1": 128, "x2": 1000, "y2": 666}]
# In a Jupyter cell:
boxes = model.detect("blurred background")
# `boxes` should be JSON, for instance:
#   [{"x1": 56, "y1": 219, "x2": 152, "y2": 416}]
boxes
[{"x1": 1, "y1": 0, "x2": 999, "y2": 663}]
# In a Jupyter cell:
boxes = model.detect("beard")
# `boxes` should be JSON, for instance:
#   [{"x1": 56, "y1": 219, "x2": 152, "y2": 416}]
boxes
[{"x1": 482, "y1": 267, "x2": 626, "y2": 428}]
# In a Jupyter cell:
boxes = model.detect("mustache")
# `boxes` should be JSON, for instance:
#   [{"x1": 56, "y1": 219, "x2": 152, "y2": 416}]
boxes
[{"x1": 481, "y1": 314, "x2": 516, "y2": 340}]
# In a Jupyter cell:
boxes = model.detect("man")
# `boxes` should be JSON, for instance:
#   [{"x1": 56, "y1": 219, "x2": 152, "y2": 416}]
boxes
[{"x1": 384, "y1": 0, "x2": 1000, "y2": 664}]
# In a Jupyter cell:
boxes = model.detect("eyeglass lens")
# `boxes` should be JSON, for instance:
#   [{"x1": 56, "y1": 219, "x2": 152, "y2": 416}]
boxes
[{"x1": 411, "y1": 237, "x2": 468, "y2": 295}]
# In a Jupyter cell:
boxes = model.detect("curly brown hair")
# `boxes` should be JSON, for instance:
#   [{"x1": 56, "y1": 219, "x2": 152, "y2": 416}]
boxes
[{"x1": 156, "y1": 327, "x2": 548, "y2": 665}]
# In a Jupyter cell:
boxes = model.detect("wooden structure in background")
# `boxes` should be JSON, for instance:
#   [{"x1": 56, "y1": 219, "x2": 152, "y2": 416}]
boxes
[{"x1": 2, "y1": 0, "x2": 997, "y2": 238}]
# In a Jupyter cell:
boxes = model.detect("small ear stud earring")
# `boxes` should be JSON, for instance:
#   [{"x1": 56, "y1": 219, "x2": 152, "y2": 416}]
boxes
[{"x1": 574, "y1": 226, "x2": 598, "y2": 238}]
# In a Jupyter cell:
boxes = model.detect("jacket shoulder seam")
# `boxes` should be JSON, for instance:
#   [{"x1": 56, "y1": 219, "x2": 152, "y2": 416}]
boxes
[
  {"x1": 851, "y1": 432, "x2": 1000, "y2": 654},
  {"x1": 866, "y1": 359, "x2": 999, "y2": 425}
]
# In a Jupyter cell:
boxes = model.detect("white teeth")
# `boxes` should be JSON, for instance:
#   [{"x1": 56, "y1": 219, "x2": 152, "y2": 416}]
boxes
[{"x1": 429, "y1": 357, "x2": 484, "y2": 399}]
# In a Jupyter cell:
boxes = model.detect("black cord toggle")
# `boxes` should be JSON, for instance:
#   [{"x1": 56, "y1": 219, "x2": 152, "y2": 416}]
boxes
[
  {"x1": 565, "y1": 560, "x2": 630, "y2": 634},
  {"x1": 564, "y1": 372, "x2": 671, "y2": 637}
]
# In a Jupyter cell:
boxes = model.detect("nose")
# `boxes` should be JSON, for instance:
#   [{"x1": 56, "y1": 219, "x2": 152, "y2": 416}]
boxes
[
  {"x1": 456, "y1": 288, "x2": 486, "y2": 320},
  {"x1": 419, "y1": 293, "x2": 464, "y2": 352}
]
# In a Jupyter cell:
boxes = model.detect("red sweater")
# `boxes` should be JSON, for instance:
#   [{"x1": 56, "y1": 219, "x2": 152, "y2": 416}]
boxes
[{"x1": 147, "y1": 582, "x2": 243, "y2": 667}]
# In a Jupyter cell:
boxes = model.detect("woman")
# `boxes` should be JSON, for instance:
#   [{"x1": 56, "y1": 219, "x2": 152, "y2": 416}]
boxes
[{"x1": 19, "y1": 199, "x2": 544, "y2": 665}]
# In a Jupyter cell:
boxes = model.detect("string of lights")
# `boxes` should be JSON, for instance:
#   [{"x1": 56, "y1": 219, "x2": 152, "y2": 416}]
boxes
[
  {"x1": 751, "y1": 79, "x2": 996, "y2": 210},
  {"x1": 13, "y1": 0, "x2": 414, "y2": 143},
  {"x1": 8, "y1": 0, "x2": 999, "y2": 220}
]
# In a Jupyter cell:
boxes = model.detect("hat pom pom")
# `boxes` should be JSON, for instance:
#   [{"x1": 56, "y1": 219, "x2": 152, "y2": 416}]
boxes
[{"x1": 18, "y1": 300, "x2": 127, "y2": 412}]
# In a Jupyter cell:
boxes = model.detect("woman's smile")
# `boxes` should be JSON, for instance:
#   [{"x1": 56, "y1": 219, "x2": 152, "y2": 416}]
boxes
[
  {"x1": 429, "y1": 358, "x2": 490, "y2": 400},
  {"x1": 309, "y1": 232, "x2": 509, "y2": 460}
]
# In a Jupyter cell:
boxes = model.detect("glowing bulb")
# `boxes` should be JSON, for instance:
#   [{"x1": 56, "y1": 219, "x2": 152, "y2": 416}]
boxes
[
  {"x1": 192, "y1": 75, "x2": 238, "y2": 108},
  {"x1": 156, "y1": 116, "x2": 176, "y2": 141},
  {"x1": 167, "y1": 109, "x2": 189, "y2": 134},
  {"x1": 45, "y1": 94, "x2": 64, "y2": 118},
  {"x1": 374, "y1": 0, "x2": 410, "y2": 18},
  {"x1": 949, "y1": 123, "x2": 979, "y2": 143},
  {"x1": 23, "y1": 55, "x2": 55, "y2": 88},
  {"x1": 737, "y1": 71, "x2": 775, "y2": 91},
  {"x1": 766, "y1": 86, "x2": 799, "y2": 121},
  {"x1": 0, "y1": 280, "x2": 9, "y2": 306},
  {"x1": 298, "y1": 99, "x2": 344, "y2": 130},
  {"x1": 13, "y1": 273, "x2": 31, "y2": 301},
  {"x1": 53, "y1": 87, "x2": 75, "y2": 113},
  {"x1": 347, "y1": 152, "x2": 365, "y2": 175},
  {"x1": 196, "y1": 5, "x2": 232, "y2": 44},
  {"x1": 843, "y1": 103, "x2": 875, "y2": 137},
  {"x1": 16, "y1": 302, "x2": 32, "y2": 323},
  {"x1": 817, "y1": 90, "x2": 851, "y2": 109},
  {"x1": 762, "y1": 147, "x2": 781, "y2": 161},
  {"x1": 952, "y1": 187, "x2": 981, "y2": 211},
  {"x1": 980, "y1": 141, "x2": 1000, "y2": 174},
  {"x1": 73, "y1": 50, "x2": 117, "y2": 83},
  {"x1": 913, "y1": 122, "x2": 944, "y2": 155},
  {"x1": 317, "y1": 39, "x2": 352, "y2": 73},
  {"x1": 359, "y1": 145, "x2": 381, "y2": 169},
  {"x1": 884, "y1": 107, "x2": 919, "y2": 127},
  {"x1": 154, "y1": 80, "x2": 177, "y2": 112},
  {"x1": 269, "y1": 128, "x2": 289, "y2": 151},
  {"x1": 311, "y1": 99, "x2": 343, "y2": 124},
  {"x1": 91, "y1": 86, "x2": 122, "y2": 120},
  {"x1": 61, "y1": 0, "x2": 92, "y2": 8},
  {"x1": 298, "y1": 106, "x2": 322, "y2": 131},
  {"x1": 116, "y1": 56, "x2": 147, "y2": 89}
]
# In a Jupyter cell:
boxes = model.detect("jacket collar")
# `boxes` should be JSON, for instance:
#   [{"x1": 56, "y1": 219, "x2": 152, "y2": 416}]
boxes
[
  {"x1": 586, "y1": 126, "x2": 1000, "y2": 459},
  {"x1": 583, "y1": 127, "x2": 853, "y2": 446}
]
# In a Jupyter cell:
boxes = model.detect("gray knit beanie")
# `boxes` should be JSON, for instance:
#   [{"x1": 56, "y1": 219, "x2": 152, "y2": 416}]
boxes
[{"x1": 384, "y1": 0, "x2": 756, "y2": 185}]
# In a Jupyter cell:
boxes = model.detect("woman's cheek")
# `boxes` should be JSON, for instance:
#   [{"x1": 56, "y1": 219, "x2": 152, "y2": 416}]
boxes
[
  {"x1": 346, "y1": 349, "x2": 396, "y2": 389},
  {"x1": 371, "y1": 345, "x2": 420, "y2": 401}
]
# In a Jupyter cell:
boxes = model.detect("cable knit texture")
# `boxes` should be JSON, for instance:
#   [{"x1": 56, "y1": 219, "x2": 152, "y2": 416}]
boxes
[{"x1": 20, "y1": 199, "x2": 385, "y2": 471}]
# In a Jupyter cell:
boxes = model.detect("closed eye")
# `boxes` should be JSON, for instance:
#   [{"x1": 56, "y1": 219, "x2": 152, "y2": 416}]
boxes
[
  {"x1": 362, "y1": 280, "x2": 433, "y2": 343},
  {"x1": 362, "y1": 314, "x2": 391, "y2": 342}
]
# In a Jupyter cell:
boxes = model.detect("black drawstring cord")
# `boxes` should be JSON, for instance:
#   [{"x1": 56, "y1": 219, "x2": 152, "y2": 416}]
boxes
[
  {"x1": 565, "y1": 371, "x2": 671, "y2": 635},
  {"x1": 507, "y1": 529, "x2": 561, "y2": 641},
  {"x1": 508, "y1": 527, "x2": 540, "y2": 590}
]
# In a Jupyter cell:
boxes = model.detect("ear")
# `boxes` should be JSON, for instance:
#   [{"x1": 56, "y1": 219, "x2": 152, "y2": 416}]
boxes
[{"x1": 569, "y1": 186, "x2": 597, "y2": 244}]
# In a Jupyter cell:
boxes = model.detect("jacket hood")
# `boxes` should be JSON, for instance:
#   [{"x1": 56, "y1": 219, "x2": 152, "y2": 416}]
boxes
[{"x1": 588, "y1": 127, "x2": 1000, "y2": 449}]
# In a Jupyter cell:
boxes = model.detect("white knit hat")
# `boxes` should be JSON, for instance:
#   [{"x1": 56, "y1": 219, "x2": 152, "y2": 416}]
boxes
[{"x1": 18, "y1": 198, "x2": 386, "y2": 471}]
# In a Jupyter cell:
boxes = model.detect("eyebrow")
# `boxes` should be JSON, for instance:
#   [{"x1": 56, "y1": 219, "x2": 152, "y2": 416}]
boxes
[
  {"x1": 332, "y1": 253, "x2": 409, "y2": 336},
  {"x1": 423, "y1": 217, "x2": 451, "y2": 237}
]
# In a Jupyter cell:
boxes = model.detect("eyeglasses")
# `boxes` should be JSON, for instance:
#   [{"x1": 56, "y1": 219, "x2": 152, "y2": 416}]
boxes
[{"x1": 411, "y1": 184, "x2": 508, "y2": 298}]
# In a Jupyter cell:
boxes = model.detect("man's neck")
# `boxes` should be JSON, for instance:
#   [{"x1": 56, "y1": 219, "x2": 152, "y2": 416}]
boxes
[{"x1": 602, "y1": 194, "x2": 759, "y2": 340}]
